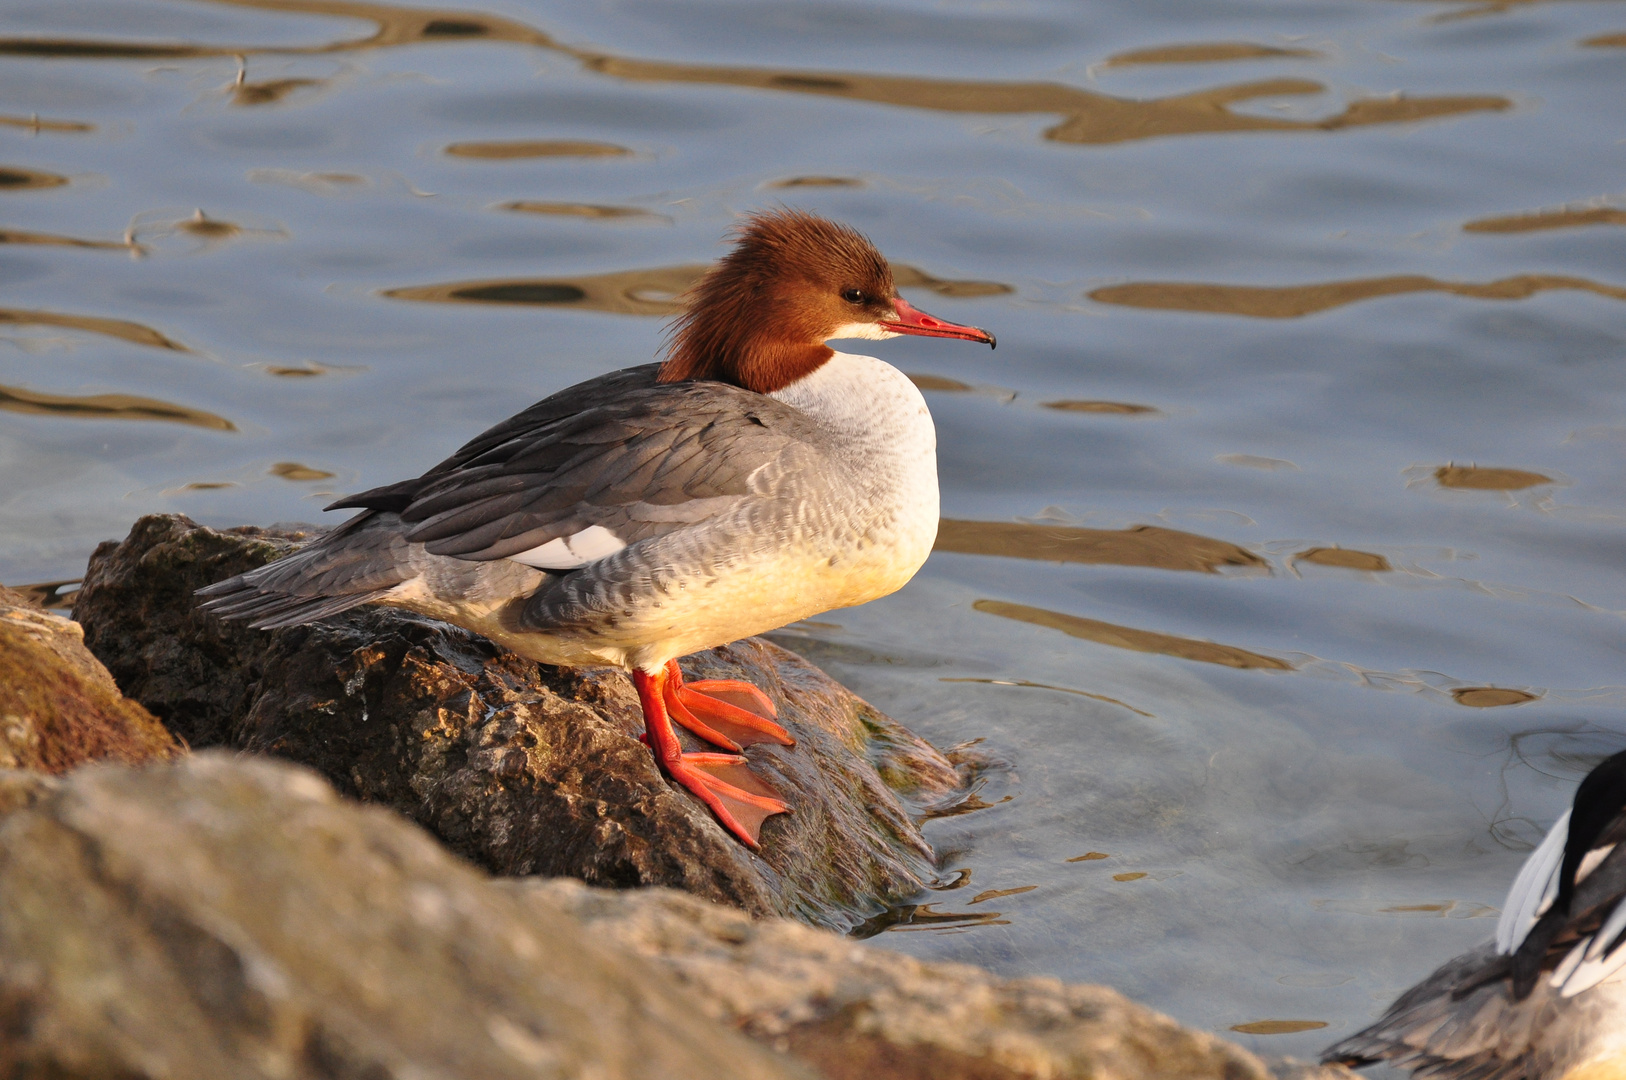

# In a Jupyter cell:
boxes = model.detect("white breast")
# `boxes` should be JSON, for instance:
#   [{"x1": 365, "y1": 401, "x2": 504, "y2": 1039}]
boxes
[{"x1": 769, "y1": 351, "x2": 940, "y2": 599}]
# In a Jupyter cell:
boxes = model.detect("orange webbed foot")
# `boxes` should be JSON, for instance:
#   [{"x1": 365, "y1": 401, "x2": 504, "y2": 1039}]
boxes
[
  {"x1": 663, "y1": 660, "x2": 795, "y2": 751},
  {"x1": 634, "y1": 663, "x2": 793, "y2": 848},
  {"x1": 668, "y1": 752, "x2": 791, "y2": 847}
]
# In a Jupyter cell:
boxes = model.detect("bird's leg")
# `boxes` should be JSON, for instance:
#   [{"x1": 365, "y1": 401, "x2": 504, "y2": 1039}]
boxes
[
  {"x1": 633, "y1": 665, "x2": 791, "y2": 848},
  {"x1": 661, "y1": 659, "x2": 795, "y2": 752}
]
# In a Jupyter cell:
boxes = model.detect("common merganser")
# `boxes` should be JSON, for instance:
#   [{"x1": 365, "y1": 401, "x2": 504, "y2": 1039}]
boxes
[
  {"x1": 197, "y1": 210, "x2": 995, "y2": 848},
  {"x1": 1323, "y1": 748, "x2": 1626, "y2": 1078}
]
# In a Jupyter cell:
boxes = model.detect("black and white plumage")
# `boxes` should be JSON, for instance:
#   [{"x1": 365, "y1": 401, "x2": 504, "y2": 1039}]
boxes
[
  {"x1": 1323, "y1": 749, "x2": 1626, "y2": 1079},
  {"x1": 196, "y1": 210, "x2": 995, "y2": 848}
]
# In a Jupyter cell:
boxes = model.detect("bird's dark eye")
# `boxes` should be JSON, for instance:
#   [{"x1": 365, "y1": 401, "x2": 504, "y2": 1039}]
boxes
[{"x1": 841, "y1": 288, "x2": 867, "y2": 305}]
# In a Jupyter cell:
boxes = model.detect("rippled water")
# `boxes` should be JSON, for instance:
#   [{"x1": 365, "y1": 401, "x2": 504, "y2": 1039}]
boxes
[{"x1": 3, "y1": 0, "x2": 1625, "y2": 1059}]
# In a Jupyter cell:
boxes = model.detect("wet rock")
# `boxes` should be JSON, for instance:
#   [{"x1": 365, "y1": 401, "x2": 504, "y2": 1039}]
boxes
[
  {"x1": 0, "y1": 753, "x2": 804, "y2": 1080},
  {"x1": 522, "y1": 878, "x2": 1351, "y2": 1080},
  {"x1": 0, "y1": 583, "x2": 179, "y2": 771},
  {"x1": 73, "y1": 514, "x2": 972, "y2": 928}
]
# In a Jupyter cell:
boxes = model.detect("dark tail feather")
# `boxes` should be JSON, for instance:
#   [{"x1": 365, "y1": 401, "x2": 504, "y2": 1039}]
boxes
[
  {"x1": 195, "y1": 511, "x2": 413, "y2": 629},
  {"x1": 196, "y1": 583, "x2": 391, "y2": 629}
]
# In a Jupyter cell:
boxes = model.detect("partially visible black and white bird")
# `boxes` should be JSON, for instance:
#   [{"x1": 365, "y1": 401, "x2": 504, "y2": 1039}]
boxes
[
  {"x1": 196, "y1": 209, "x2": 994, "y2": 849},
  {"x1": 1324, "y1": 748, "x2": 1626, "y2": 1080}
]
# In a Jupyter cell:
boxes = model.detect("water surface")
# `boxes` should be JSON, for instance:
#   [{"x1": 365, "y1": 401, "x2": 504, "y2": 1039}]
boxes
[{"x1": 3, "y1": 0, "x2": 1625, "y2": 1060}]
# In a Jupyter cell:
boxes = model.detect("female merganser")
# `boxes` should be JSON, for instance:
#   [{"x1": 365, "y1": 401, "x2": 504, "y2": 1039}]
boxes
[
  {"x1": 1323, "y1": 748, "x2": 1626, "y2": 1078},
  {"x1": 198, "y1": 210, "x2": 995, "y2": 848}
]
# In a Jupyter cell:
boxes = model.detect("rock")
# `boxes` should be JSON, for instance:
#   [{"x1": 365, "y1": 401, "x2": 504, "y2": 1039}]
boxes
[
  {"x1": 73, "y1": 514, "x2": 974, "y2": 928},
  {"x1": 0, "y1": 583, "x2": 179, "y2": 772},
  {"x1": 0, "y1": 752, "x2": 806, "y2": 1080},
  {"x1": 520, "y1": 877, "x2": 1293, "y2": 1080},
  {"x1": 0, "y1": 752, "x2": 1350, "y2": 1080}
]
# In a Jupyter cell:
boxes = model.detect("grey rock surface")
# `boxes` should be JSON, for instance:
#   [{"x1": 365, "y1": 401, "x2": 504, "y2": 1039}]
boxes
[
  {"x1": 0, "y1": 752, "x2": 805, "y2": 1080},
  {"x1": 0, "y1": 753, "x2": 1350, "y2": 1080},
  {"x1": 522, "y1": 877, "x2": 1344, "y2": 1080},
  {"x1": 72, "y1": 514, "x2": 977, "y2": 928}
]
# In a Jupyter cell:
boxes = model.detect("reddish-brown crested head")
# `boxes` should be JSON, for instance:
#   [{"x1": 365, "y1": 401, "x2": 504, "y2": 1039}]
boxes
[
  {"x1": 659, "y1": 209, "x2": 994, "y2": 394},
  {"x1": 660, "y1": 210, "x2": 891, "y2": 393}
]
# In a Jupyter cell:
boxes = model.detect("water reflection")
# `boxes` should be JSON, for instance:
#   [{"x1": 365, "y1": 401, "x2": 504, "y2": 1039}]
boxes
[
  {"x1": 499, "y1": 202, "x2": 669, "y2": 224},
  {"x1": 940, "y1": 677, "x2": 1153, "y2": 718},
  {"x1": 0, "y1": 309, "x2": 187, "y2": 351},
  {"x1": 232, "y1": 76, "x2": 324, "y2": 106},
  {"x1": 1100, "y1": 43, "x2": 1321, "y2": 68},
  {"x1": 768, "y1": 176, "x2": 863, "y2": 189},
  {"x1": 444, "y1": 140, "x2": 630, "y2": 159},
  {"x1": 968, "y1": 885, "x2": 1036, "y2": 904},
  {"x1": 268, "y1": 462, "x2": 334, "y2": 481},
  {"x1": 1433, "y1": 465, "x2": 1553, "y2": 490},
  {"x1": 0, "y1": 228, "x2": 137, "y2": 253},
  {"x1": 1465, "y1": 206, "x2": 1626, "y2": 233},
  {"x1": 0, "y1": 167, "x2": 67, "y2": 191},
  {"x1": 935, "y1": 519, "x2": 1263, "y2": 574},
  {"x1": 1091, "y1": 274, "x2": 1626, "y2": 317},
  {"x1": 1293, "y1": 547, "x2": 1391, "y2": 573},
  {"x1": 851, "y1": 902, "x2": 1010, "y2": 937},
  {"x1": 0, "y1": 385, "x2": 234, "y2": 430},
  {"x1": 0, "y1": 115, "x2": 92, "y2": 134},
  {"x1": 1230, "y1": 1020, "x2": 1328, "y2": 1036},
  {"x1": 385, "y1": 264, "x2": 1009, "y2": 317},
  {"x1": 972, "y1": 599, "x2": 1293, "y2": 670},
  {"x1": 1041, "y1": 400, "x2": 1158, "y2": 415},
  {"x1": 5, "y1": 0, "x2": 1513, "y2": 149},
  {"x1": 1452, "y1": 687, "x2": 1540, "y2": 708},
  {"x1": 8, "y1": 580, "x2": 78, "y2": 609}
]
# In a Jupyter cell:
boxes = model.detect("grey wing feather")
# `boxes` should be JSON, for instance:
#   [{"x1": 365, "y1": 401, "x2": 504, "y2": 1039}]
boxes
[
  {"x1": 196, "y1": 512, "x2": 414, "y2": 628},
  {"x1": 381, "y1": 377, "x2": 828, "y2": 562},
  {"x1": 1322, "y1": 941, "x2": 1542, "y2": 1080}
]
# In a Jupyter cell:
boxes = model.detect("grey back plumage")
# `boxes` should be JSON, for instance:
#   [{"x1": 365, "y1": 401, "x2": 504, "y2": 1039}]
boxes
[{"x1": 199, "y1": 363, "x2": 848, "y2": 637}]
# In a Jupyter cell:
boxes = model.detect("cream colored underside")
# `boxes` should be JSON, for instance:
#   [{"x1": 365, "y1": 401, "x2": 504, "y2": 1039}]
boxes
[{"x1": 380, "y1": 350, "x2": 939, "y2": 672}]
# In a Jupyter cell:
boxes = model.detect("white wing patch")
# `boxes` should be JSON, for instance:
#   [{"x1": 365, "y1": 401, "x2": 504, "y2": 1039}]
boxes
[
  {"x1": 507, "y1": 525, "x2": 626, "y2": 570},
  {"x1": 1498, "y1": 809, "x2": 1570, "y2": 955}
]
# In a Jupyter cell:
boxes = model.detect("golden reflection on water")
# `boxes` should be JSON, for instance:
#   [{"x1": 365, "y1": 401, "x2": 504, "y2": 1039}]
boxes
[
  {"x1": 1068, "y1": 852, "x2": 1110, "y2": 863},
  {"x1": 968, "y1": 885, "x2": 1036, "y2": 904},
  {"x1": 0, "y1": 114, "x2": 92, "y2": 134},
  {"x1": 1230, "y1": 1020, "x2": 1328, "y2": 1035},
  {"x1": 385, "y1": 263, "x2": 1009, "y2": 317},
  {"x1": 1090, "y1": 274, "x2": 1626, "y2": 318},
  {"x1": 906, "y1": 373, "x2": 973, "y2": 393},
  {"x1": 1100, "y1": 42, "x2": 1322, "y2": 68},
  {"x1": 1452, "y1": 687, "x2": 1540, "y2": 708},
  {"x1": 1042, "y1": 400, "x2": 1158, "y2": 415},
  {"x1": 444, "y1": 140, "x2": 630, "y2": 160},
  {"x1": 499, "y1": 202, "x2": 669, "y2": 224},
  {"x1": 1295, "y1": 547, "x2": 1392, "y2": 572},
  {"x1": 232, "y1": 76, "x2": 324, "y2": 106},
  {"x1": 0, "y1": 308, "x2": 187, "y2": 351},
  {"x1": 0, "y1": 167, "x2": 67, "y2": 191},
  {"x1": 269, "y1": 462, "x2": 334, "y2": 481},
  {"x1": 0, "y1": 228, "x2": 137, "y2": 252},
  {"x1": 1434, "y1": 464, "x2": 1553, "y2": 490},
  {"x1": 0, "y1": 385, "x2": 234, "y2": 430},
  {"x1": 935, "y1": 519, "x2": 1263, "y2": 574},
  {"x1": 768, "y1": 176, "x2": 863, "y2": 189},
  {"x1": 973, "y1": 599, "x2": 1292, "y2": 670},
  {"x1": 1465, "y1": 206, "x2": 1626, "y2": 233},
  {"x1": 2, "y1": 0, "x2": 1513, "y2": 149},
  {"x1": 1112, "y1": 872, "x2": 1148, "y2": 882}
]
